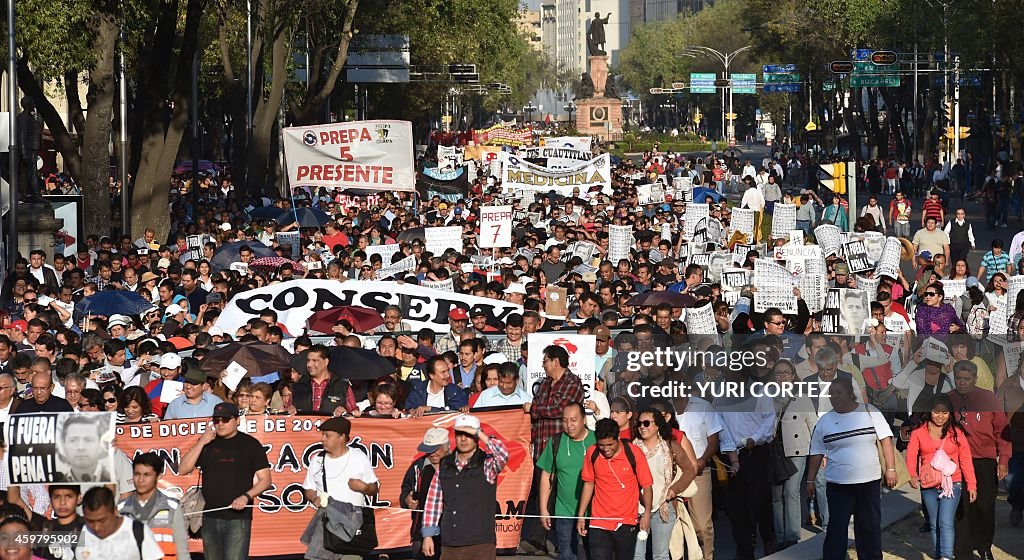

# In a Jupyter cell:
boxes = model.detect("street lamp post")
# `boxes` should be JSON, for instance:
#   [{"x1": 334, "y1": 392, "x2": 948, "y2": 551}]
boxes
[
  {"x1": 524, "y1": 102, "x2": 537, "y2": 124},
  {"x1": 681, "y1": 45, "x2": 752, "y2": 145},
  {"x1": 7, "y1": 0, "x2": 18, "y2": 269},
  {"x1": 564, "y1": 103, "x2": 576, "y2": 124}
]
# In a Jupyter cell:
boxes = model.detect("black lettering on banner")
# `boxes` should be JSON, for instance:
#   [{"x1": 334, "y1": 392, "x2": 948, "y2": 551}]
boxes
[
  {"x1": 7, "y1": 414, "x2": 58, "y2": 484},
  {"x1": 359, "y1": 291, "x2": 393, "y2": 314},
  {"x1": 301, "y1": 442, "x2": 325, "y2": 468},
  {"x1": 498, "y1": 499, "x2": 527, "y2": 519},
  {"x1": 310, "y1": 288, "x2": 350, "y2": 311},
  {"x1": 275, "y1": 443, "x2": 302, "y2": 473},
  {"x1": 256, "y1": 483, "x2": 312, "y2": 514},
  {"x1": 237, "y1": 293, "x2": 273, "y2": 314},
  {"x1": 128, "y1": 448, "x2": 182, "y2": 475},
  {"x1": 400, "y1": 294, "x2": 435, "y2": 323},
  {"x1": 273, "y1": 287, "x2": 310, "y2": 310}
]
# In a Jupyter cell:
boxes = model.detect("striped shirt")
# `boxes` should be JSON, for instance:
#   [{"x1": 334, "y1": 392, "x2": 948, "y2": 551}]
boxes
[
  {"x1": 979, "y1": 251, "x2": 1011, "y2": 281},
  {"x1": 809, "y1": 405, "x2": 893, "y2": 484},
  {"x1": 922, "y1": 198, "x2": 944, "y2": 222}
]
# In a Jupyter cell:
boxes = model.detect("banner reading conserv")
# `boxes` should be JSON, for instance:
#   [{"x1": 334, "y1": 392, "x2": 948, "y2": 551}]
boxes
[
  {"x1": 115, "y1": 411, "x2": 533, "y2": 556},
  {"x1": 213, "y1": 280, "x2": 523, "y2": 335},
  {"x1": 283, "y1": 120, "x2": 415, "y2": 191}
]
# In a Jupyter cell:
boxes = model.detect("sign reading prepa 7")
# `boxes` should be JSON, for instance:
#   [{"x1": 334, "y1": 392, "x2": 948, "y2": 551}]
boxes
[{"x1": 283, "y1": 120, "x2": 415, "y2": 191}]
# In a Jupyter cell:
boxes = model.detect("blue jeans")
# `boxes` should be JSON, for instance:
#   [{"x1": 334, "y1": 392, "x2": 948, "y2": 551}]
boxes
[
  {"x1": 555, "y1": 517, "x2": 581, "y2": 560},
  {"x1": 921, "y1": 483, "x2": 962, "y2": 559},
  {"x1": 772, "y1": 455, "x2": 806, "y2": 543},
  {"x1": 1007, "y1": 450, "x2": 1024, "y2": 512},
  {"x1": 815, "y1": 467, "x2": 830, "y2": 527},
  {"x1": 633, "y1": 504, "x2": 676, "y2": 560},
  {"x1": 201, "y1": 516, "x2": 252, "y2": 560}
]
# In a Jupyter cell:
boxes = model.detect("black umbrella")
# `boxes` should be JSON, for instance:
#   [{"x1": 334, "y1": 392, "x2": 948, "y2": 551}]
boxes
[
  {"x1": 396, "y1": 227, "x2": 425, "y2": 243},
  {"x1": 290, "y1": 347, "x2": 397, "y2": 381},
  {"x1": 247, "y1": 206, "x2": 287, "y2": 221},
  {"x1": 211, "y1": 240, "x2": 276, "y2": 271},
  {"x1": 200, "y1": 342, "x2": 293, "y2": 376},
  {"x1": 277, "y1": 207, "x2": 331, "y2": 228}
]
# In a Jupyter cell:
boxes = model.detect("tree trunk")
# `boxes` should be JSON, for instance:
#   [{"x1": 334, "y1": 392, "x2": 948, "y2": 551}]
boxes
[
  {"x1": 291, "y1": 0, "x2": 360, "y2": 125},
  {"x1": 79, "y1": 11, "x2": 118, "y2": 239},
  {"x1": 245, "y1": 15, "x2": 288, "y2": 197},
  {"x1": 131, "y1": 0, "x2": 207, "y2": 240}
]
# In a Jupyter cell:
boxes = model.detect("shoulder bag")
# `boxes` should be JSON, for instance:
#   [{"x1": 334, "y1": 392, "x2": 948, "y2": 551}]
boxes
[{"x1": 320, "y1": 454, "x2": 379, "y2": 555}]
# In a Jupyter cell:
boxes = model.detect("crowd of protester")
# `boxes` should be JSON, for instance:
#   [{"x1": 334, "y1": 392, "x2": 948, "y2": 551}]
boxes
[{"x1": 0, "y1": 139, "x2": 1019, "y2": 560}]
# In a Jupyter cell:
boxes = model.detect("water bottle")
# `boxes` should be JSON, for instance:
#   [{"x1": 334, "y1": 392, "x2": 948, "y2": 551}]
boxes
[{"x1": 808, "y1": 496, "x2": 819, "y2": 526}]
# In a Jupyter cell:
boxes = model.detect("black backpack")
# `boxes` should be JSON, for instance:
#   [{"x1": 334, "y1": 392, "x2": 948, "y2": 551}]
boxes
[{"x1": 588, "y1": 439, "x2": 641, "y2": 489}]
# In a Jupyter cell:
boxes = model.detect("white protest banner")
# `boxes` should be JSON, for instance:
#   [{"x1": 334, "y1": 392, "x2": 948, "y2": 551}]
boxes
[
  {"x1": 684, "y1": 303, "x2": 717, "y2": 334},
  {"x1": 814, "y1": 224, "x2": 842, "y2": 257},
  {"x1": 283, "y1": 120, "x2": 415, "y2": 191},
  {"x1": 479, "y1": 205, "x2": 514, "y2": 248},
  {"x1": 425, "y1": 226, "x2": 463, "y2": 255},
  {"x1": 721, "y1": 268, "x2": 753, "y2": 290},
  {"x1": 685, "y1": 203, "x2": 710, "y2": 240},
  {"x1": 215, "y1": 279, "x2": 522, "y2": 335},
  {"x1": 364, "y1": 243, "x2": 402, "y2": 263},
  {"x1": 1008, "y1": 276, "x2": 1024, "y2": 322},
  {"x1": 519, "y1": 146, "x2": 593, "y2": 170},
  {"x1": 563, "y1": 241, "x2": 599, "y2": 264},
  {"x1": 790, "y1": 230, "x2": 804, "y2": 245},
  {"x1": 822, "y1": 289, "x2": 844, "y2": 334},
  {"x1": 636, "y1": 183, "x2": 667, "y2": 205},
  {"x1": 275, "y1": 231, "x2": 301, "y2": 259},
  {"x1": 223, "y1": 361, "x2": 249, "y2": 392},
  {"x1": 942, "y1": 279, "x2": 966, "y2": 304},
  {"x1": 990, "y1": 293, "x2": 1009, "y2": 336},
  {"x1": 525, "y1": 333, "x2": 596, "y2": 399},
  {"x1": 1002, "y1": 341, "x2": 1024, "y2": 380},
  {"x1": 541, "y1": 136, "x2": 593, "y2": 152},
  {"x1": 376, "y1": 255, "x2": 417, "y2": 280},
  {"x1": 731, "y1": 208, "x2": 755, "y2": 239},
  {"x1": 754, "y1": 258, "x2": 797, "y2": 313},
  {"x1": 673, "y1": 176, "x2": 693, "y2": 202},
  {"x1": 857, "y1": 276, "x2": 880, "y2": 302},
  {"x1": 608, "y1": 225, "x2": 633, "y2": 263},
  {"x1": 732, "y1": 243, "x2": 756, "y2": 266},
  {"x1": 422, "y1": 278, "x2": 455, "y2": 292},
  {"x1": 500, "y1": 153, "x2": 611, "y2": 197},
  {"x1": 661, "y1": 222, "x2": 673, "y2": 241},
  {"x1": 844, "y1": 241, "x2": 872, "y2": 273},
  {"x1": 160, "y1": 380, "x2": 184, "y2": 405},
  {"x1": 802, "y1": 255, "x2": 827, "y2": 312},
  {"x1": 838, "y1": 288, "x2": 870, "y2": 334},
  {"x1": 6, "y1": 412, "x2": 117, "y2": 484},
  {"x1": 707, "y1": 252, "x2": 732, "y2": 283},
  {"x1": 437, "y1": 145, "x2": 464, "y2": 169},
  {"x1": 876, "y1": 237, "x2": 902, "y2": 279},
  {"x1": 862, "y1": 232, "x2": 886, "y2": 263},
  {"x1": 771, "y1": 204, "x2": 797, "y2": 239}
]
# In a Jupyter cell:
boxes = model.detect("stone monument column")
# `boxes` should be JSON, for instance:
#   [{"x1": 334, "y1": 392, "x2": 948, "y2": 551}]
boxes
[
  {"x1": 16, "y1": 202, "x2": 63, "y2": 263},
  {"x1": 590, "y1": 56, "x2": 609, "y2": 97}
]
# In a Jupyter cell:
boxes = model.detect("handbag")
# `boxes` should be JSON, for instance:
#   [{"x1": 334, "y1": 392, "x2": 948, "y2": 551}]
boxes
[
  {"x1": 180, "y1": 474, "x2": 205, "y2": 537},
  {"x1": 320, "y1": 454, "x2": 379, "y2": 555},
  {"x1": 916, "y1": 435, "x2": 946, "y2": 489},
  {"x1": 769, "y1": 403, "x2": 798, "y2": 485}
]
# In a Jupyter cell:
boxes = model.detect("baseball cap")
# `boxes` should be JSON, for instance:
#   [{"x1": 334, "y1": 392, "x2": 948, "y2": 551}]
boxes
[
  {"x1": 483, "y1": 352, "x2": 509, "y2": 365},
  {"x1": 157, "y1": 258, "x2": 171, "y2": 269},
  {"x1": 918, "y1": 251, "x2": 933, "y2": 261},
  {"x1": 448, "y1": 308, "x2": 469, "y2": 321},
  {"x1": 417, "y1": 427, "x2": 450, "y2": 453},
  {"x1": 966, "y1": 277, "x2": 980, "y2": 289},
  {"x1": 833, "y1": 262, "x2": 850, "y2": 275},
  {"x1": 159, "y1": 353, "x2": 182, "y2": 370},
  {"x1": 9, "y1": 320, "x2": 27, "y2": 333},
  {"x1": 469, "y1": 308, "x2": 488, "y2": 318},
  {"x1": 183, "y1": 366, "x2": 207, "y2": 385},
  {"x1": 208, "y1": 326, "x2": 224, "y2": 337},
  {"x1": 453, "y1": 414, "x2": 481, "y2": 437},
  {"x1": 593, "y1": 325, "x2": 611, "y2": 341},
  {"x1": 164, "y1": 303, "x2": 186, "y2": 317},
  {"x1": 206, "y1": 292, "x2": 223, "y2": 304},
  {"x1": 212, "y1": 402, "x2": 239, "y2": 419},
  {"x1": 107, "y1": 314, "x2": 130, "y2": 329},
  {"x1": 504, "y1": 283, "x2": 527, "y2": 295},
  {"x1": 319, "y1": 416, "x2": 351, "y2": 436}
]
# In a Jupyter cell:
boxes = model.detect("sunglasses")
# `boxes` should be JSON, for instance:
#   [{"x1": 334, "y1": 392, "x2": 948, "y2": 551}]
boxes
[
  {"x1": 638, "y1": 420, "x2": 654, "y2": 427},
  {"x1": 924, "y1": 292, "x2": 938, "y2": 297},
  {"x1": 212, "y1": 416, "x2": 234, "y2": 424},
  {"x1": 105, "y1": 397, "x2": 118, "y2": 404}
]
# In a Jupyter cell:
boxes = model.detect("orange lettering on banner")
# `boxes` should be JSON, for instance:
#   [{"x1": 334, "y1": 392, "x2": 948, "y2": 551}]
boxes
[{"x1": 114, "y1": 411, "x2": 533, "y2": 557}]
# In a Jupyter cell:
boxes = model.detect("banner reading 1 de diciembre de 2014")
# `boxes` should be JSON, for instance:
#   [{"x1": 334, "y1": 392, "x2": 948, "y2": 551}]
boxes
[{"x1": 283, "y1": 120, "x2": 416, "y2": 192}]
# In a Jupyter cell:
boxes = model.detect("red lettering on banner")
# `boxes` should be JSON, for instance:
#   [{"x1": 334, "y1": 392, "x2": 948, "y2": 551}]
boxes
[
  {"x1": 295, "y1": 165, "x2": 395, "y2": 185},
  {"x1": 483, "y1": 211, "x2": 515, "y2": 221},
  {"x1": 319, "y1": 128, "x2": 372, "y2": 145}
]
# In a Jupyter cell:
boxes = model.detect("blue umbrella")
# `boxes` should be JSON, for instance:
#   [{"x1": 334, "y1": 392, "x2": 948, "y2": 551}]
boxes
[
  {"x1": 211, "y1": 240, "x2": 277, "y2": 271},
  {"x1": 692, "y1": 187, "x2": 724, "y2": 203},
  {"x1": 75, "y1": 291, "x2": 152, "y2": 320},
  {"x1": 247, "y1": 206, "x2": 287, "y2": 221},
  {"x1": 276, "y1": 207, "x2": 330, "y2": 228}
]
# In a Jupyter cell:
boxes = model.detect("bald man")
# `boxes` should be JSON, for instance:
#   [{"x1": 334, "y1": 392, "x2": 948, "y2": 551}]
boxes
[{"x1": 11, "y1": 371, "x2": 73, "y2": 413}]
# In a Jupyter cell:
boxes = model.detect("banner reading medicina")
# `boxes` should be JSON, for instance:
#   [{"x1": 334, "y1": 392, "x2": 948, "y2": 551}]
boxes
[
  {"x1": 282, "y1": 120, "x2": 415, "y2": 191},
  {"x1": 499, "y1": 153, "x2": 611, "y2": 197},
  {"x1": 114, "y1": 411, "x2": 533, "y2": 557}
]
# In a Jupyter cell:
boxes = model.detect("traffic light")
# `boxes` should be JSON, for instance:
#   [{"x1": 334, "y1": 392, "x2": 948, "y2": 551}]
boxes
[
  {"x1": 829, "y1": 61, "x2": 854, "y2": 74},
  {"x1": 870, "y1": 51, "x2": 898, "y2": 65},
  {"x1": 945, "y1": 126, "x2": 955, "y2": 139},
  {"x1": 448, "y1": 64, "x2": 476, "y2": 74},
  {"x1": 943, "y1": 101, "x2": 954, "y2": 122},
  {"x1": 959, "y1": 127, "x2": 971, "y2": 139}
]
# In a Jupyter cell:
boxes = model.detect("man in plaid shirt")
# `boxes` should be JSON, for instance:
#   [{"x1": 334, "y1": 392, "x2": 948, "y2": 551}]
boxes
[
  {"x1": 525, "y1": 344, "x2": 587, "y2": 460},
  {"x1": 421, "y1": 414, "x2": 509, "y2": 560}
]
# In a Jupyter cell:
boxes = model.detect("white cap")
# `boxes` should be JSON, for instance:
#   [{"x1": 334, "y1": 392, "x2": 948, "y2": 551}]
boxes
[
  {"x1": 107, "y1": 314, "x2": 130, "y2": 328},
  {"x1": 453, "y1": 414, "x2": 481, "y2": 435},
  {"x1": 497, "y1": 257, "x2": 515, "y2": 266},
  {"x1": 159, "y1": 353, "x2": 182, "y2": 369},
  {"x1": 220, "y1": 222, "x2": 232, "y2": 231},
  {"x1": 519, "y1": 277, "x2": 534, "y2": 286},
  {"x1": 164, "y1": 303, "x2": 186, "y2": 317},
  {"x1": 157, "y1": 257, "x2": 172, "y2": 269},
  {"x1": 503, "y1": 283, "x2": 527, "y2": 295},
  {"x1": 208, "y1": 326, "x2": 224, "y2": 337}
]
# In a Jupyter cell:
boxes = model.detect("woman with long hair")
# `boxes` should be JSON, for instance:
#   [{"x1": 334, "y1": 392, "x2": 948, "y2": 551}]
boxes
[
  {"x1": 906, "y1": 394, "x2": 977, "y2": 560},
  {"x1": 915, "y1": 282, "x2": 965, "y2": 338},
  {"x1": 633, "y1": 407, "x2": 697, "y2": 560},
  {"x1": 770, "y1": 359, "x2": 820, "y2": 548},
  {"x1": 609, "y1": 395, "x2": 638, "y2": 441},
  {"x1": 116, "y1": 386, "x2": 161, "y2": 423}
]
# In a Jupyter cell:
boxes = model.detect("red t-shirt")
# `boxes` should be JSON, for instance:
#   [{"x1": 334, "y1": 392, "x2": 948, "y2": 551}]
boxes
[
  {"x1": 581, "y1": 442, "x2": 655, "y2": 531},
  {"x1": 322, "y1": 232, "x2": 349, "y2": 252}
]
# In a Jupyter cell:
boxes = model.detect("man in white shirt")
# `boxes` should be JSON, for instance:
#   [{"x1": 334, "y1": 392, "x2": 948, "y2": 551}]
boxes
[
  {"x1": 741, "y1": 160, "x2": 757, "y2": 183},
  {"x1": 303, "y1": 417, "x2": 379, "y2": 507},
  {"x1": 675, "y1": 395, "x2": 724, "y2": 560},
  {"x1": 0, "y1": 373, "x2": 17, "y2": 424},
  {"x1": 78, "y1": 486, "x2": 164, "y2": 560}
]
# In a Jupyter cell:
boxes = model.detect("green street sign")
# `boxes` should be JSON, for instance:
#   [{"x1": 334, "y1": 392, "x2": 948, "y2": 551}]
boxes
[
  {"x1": 731, "y1": 73, "x2": 757, "y2": 94},
  {"x1": 823, "y1": 82, "x2": 836, "y2": 92},
  {"x1": 764, "y1": 72, "x2": 801, "y2": 84},
  {"x1": 850, "y1": 74, "x2": 901, "y2": 87},
  {"x1": 690, "y1": 72, "x2": 717, "y2": 94},
  {"x1": 852, "y1": 61, "x2": 897, "y2": 74}
]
